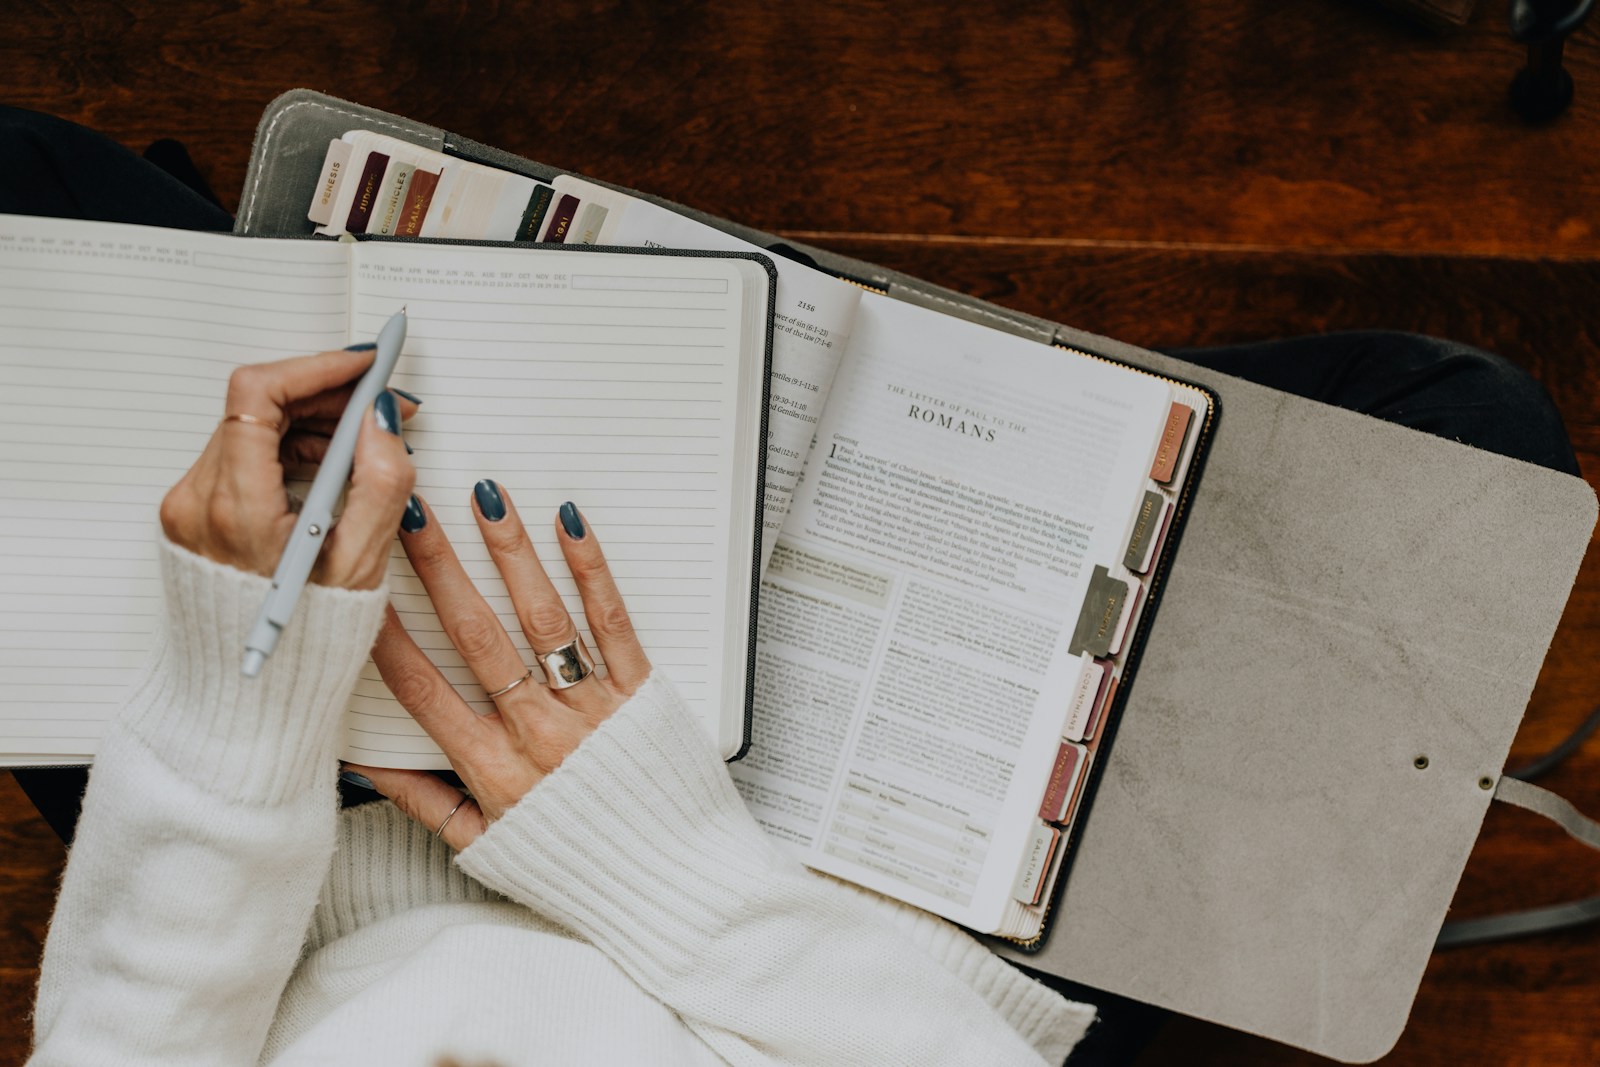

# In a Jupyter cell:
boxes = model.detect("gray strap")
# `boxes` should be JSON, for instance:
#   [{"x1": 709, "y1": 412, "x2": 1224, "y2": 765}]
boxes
[
  {"x1": 1493, "y1": 775, "x2": 1600, "y2": 851},
  {"x1": 1435, "y1": 777, "x2": 1600, "y2": 948},
  {"x1": 1436, "y1": 897, "x2": 1600, "y2": 948}
]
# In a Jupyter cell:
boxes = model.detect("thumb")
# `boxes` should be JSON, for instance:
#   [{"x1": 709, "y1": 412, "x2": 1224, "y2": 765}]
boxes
[{"x1": 316, "y1": 394, "x2": 415, "y2": 590}]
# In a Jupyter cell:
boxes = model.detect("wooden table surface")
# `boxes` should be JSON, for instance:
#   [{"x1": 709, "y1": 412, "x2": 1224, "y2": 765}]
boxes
[{"x1": 4, "y1": 1, "x2": 1600, "y2": 1063}]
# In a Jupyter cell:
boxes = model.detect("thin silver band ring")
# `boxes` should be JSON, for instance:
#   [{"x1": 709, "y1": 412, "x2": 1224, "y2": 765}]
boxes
[
  {"x1": 435, "y1": 796, "x2": 470, "y2": 838},
  {"x1": 485, "y1": 668, "x2": 534, "y2": 700}
]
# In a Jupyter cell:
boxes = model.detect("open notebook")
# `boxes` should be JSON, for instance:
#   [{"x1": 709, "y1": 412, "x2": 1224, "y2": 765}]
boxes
[{"x1": 0, "y1": 214, "x2": 773, "y2": 763}]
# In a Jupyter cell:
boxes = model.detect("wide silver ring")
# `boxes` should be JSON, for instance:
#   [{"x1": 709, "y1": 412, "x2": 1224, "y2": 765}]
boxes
[
  {"x1": 536, "y1": 634, "x2": 595, "y2": 690},
  {"x1": 484, "y1": 668, "x2": 534, "y2": 700}
]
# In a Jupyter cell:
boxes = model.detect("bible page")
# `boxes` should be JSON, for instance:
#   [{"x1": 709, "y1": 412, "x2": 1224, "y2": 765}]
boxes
[
  {"x1": 731, "y1": 292, "x2": 1171, "y2": 931},
  {"x1": 0, "y1": 215, "x2": 350, "y2": 763},
  {"x1": 590, "y1": 194, "x2": 861, "y2": 560},
  {"x1": 341, "y1": 240, "x2": 767, "y2": 765}
]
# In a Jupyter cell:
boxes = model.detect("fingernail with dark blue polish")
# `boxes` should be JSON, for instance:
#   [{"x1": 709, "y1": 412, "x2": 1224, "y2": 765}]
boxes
[
  {"x1": 401, "y1": 495, "x2": 427, "y2": 533},
  {"x1": 391, "y1": 387, "x2": 423, "y2": 405},
  {"x1": 343, "y1": 341, "x2": 377, "y2": 351},
  {"x1": 559, "y1": 501, "x2": 585, "y2": 540},
  {"x1": 474, "y1": 479, "x2": 506, "y2": 521},
  {"x1": 340, "y1": 769, "x2": 375, "y2": 790},
  {"x1": 374, "y1": 390, "x2": 401, "y2": 436}
]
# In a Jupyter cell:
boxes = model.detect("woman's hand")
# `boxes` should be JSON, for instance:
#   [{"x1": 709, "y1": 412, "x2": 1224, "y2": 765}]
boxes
[
  {"x1": 344, "y1": 485, "x2": 651, "y2": 848},
  {"x1": 159, "y1": 348, "x2": 418, "y2": 590}
]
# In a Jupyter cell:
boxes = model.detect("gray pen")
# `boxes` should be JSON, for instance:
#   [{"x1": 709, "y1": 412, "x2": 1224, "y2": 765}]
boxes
[{"x1": 242, "y1": 308, "x2": 408, "y2": 677}]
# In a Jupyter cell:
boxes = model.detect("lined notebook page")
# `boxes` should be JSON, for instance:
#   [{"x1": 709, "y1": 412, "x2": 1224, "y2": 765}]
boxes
[
  {"x1": 0, "y1": 215, "x2": 349, "y2": 763},
  {"x1": 342, "y1": 241, "x2": 762, "y2": 767}
]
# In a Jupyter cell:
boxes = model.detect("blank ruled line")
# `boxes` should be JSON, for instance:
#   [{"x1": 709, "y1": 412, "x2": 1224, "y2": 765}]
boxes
[
  {"x1": 407, "y1": 466, "x2": 720, "y2": 477},
  {"x1": 0, "y1": 262, "x2": 341, "y2": 297},
  {"x1": 0, "y1": 627, "x2": 152, "y2": 633},
  {"x1": 0, "y1": 590, "x2": 157, "y2": 597},
  {"x1": 403, "y1": 397, "x2": 722, "y2": 406},
  {"x1": 0, "y1": 607, "x2": 157, "y2": 615},
  {"x1": 3, "y1": 400, "x2": 219, "y2": 416},
  {"x1": 190, "y1": 261, "x2": 345, "y2": 279},
  {"x1": 412, "y1": 432, "x2": 721, "y2": 439},
  {"x1": 4, "y1": 324, "x2": 334, "y2": 353},
  {"x1": 397, "y1": 370, "x2": 723, "y2": 385},
  {"x1": 0, "y1": 305, "x2": 339, "y2": 334},
  {"x1": 3, "y1": 383, "x2": 219, "y2": 402},
  {"x1": 353, "y1": 297, "x2": 724, "y2": 310},
  {"x1": 388, "y1": 317, "x2": 729, "y2": 330},
  {"x1": 396, "y1": 345, "x2": 724, "y2": 359},
  {"x1": 0, "y1": 286, "x2": 345, "y2": 315},
  {"x1": 2, "y1": 460, "x2": 192, "y2": 472},
  {"x1": 337, "y1": 724, "x2": 433, "y2": 738},
  {"x1": 0, "y1": 362, "x2": 235, "y2": 386},
  {"x1": 402, "y1": 412, "x2": 720, "y2": 422},
  {"x1": 0, "y1": 343, "x2": 273, "y2": 367},
  {"x1": 396, "y1": 447, "x2": 720, "y2": 457},
  {"x1": 0, "y1": 717, "x2": 111, "y2": 722},
  {"x1": 0, "y1": 477, "x2": 169, "y2": 488},
  {"x1": 400, "y1": 337, "x2": 726, "y2": 355},
  {"x1": 0, "y1": 419, "x2": 208, "y2": 434}
]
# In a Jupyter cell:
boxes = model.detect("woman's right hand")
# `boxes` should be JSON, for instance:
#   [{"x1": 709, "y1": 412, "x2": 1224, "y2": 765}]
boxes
[
  {"x1": 158, "y1": 348, "x2": 417, "y2": 590},
  {"x1": 345, "y1": 486, "x2": 652, "y2": 850}
]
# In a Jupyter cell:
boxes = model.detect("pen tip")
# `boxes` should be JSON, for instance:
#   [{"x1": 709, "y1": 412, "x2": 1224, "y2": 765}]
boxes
[{"x1": 242, "y1": 649, "x2": 266, "y2": 678}]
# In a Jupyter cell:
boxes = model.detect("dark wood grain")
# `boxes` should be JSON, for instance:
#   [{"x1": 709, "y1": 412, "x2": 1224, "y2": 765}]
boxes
[
  {"x1": 8, "y1": 0, "x2": 1600, "y2": 257},
  {"x1": 7, "y1": 1, "x2": 1600, "y2": 1064},
  {"x1": 0, "y1": 774, "x2": 62, "y2": 1059}
]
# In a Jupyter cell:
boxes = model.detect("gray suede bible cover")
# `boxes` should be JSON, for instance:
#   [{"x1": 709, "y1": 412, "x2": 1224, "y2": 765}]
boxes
[{"x1": 241, "y1": 90, "x2": 1597, "y2": 1063}]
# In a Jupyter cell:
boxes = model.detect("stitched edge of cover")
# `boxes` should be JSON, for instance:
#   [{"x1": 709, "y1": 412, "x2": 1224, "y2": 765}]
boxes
[{"x1": 241, "y1": 98, "x2": 420, "y2": 229}]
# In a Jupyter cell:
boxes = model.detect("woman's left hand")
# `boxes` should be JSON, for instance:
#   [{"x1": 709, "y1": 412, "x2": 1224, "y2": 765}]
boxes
[{"x1": 343, "y1": 485, "x2": 652, "y2": 849}]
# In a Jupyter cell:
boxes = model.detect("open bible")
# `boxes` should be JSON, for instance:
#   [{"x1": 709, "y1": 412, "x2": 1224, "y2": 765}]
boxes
[{"x1": 531, "y1": 178, "x2": 1216, "y2": 941}]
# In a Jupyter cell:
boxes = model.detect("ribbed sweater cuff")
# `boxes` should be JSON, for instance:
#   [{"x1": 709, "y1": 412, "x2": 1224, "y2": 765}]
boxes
[
  {"x1": 456, "y1": 674, "x2": 784, "y2": 969},
  {"x1": 457, "y1": 675, "x2": 1095, "y2": 1060},
  {"x1": 121, "y1": 535, "x2": 388, "y2": 806}
]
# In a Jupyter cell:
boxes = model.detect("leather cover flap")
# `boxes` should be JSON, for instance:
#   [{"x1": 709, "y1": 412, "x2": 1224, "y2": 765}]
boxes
[{"x1": 991, "y1": 346, "x2": 1595, "y2": 1062}]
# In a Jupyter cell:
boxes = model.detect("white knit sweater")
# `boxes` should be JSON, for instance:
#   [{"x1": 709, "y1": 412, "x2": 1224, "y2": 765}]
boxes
[{"x1": 29, "y1": 538, "x2": 1094, "y2": 1066}]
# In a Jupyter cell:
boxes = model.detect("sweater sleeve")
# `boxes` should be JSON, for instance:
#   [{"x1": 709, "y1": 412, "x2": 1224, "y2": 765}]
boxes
[
  {"x1": 455, "y1": 675, "x2": 1094, "y2": 1067},
  {"x1": 29, "y1": 536, "x2": 388, "y2": 1067}
]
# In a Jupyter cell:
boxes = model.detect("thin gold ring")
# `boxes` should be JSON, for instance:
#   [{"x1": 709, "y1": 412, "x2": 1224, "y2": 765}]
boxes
[
  {"x1": 485, "y1": 668, "x2": 534, "y2": 700},
  {"x1": 221, "y1": 412, "x2": 284, "y2": 433}
]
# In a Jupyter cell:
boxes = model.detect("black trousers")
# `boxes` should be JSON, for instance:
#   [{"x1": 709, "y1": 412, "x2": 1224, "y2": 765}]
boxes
[{"x1": 0, "y1": 106, "x2": 1582, "y2": 1065}]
